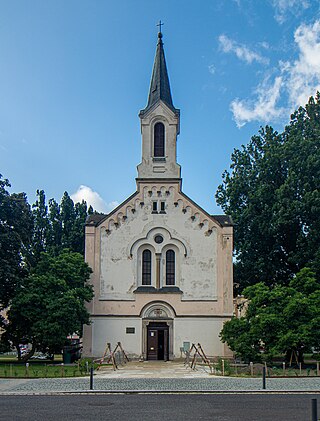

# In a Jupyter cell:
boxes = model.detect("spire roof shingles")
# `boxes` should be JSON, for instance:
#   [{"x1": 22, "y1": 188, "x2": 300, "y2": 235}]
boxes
[{"x1": 140, "y1": 32, "x2": 179, "y2": 116}]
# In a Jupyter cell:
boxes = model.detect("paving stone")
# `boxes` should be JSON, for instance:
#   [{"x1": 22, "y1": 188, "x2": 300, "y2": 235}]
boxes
[{"x1": 0, "y1": 362, "x2": 319, "y2": 393}]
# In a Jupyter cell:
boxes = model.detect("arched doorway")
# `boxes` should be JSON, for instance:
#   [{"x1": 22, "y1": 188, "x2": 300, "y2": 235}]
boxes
[
  {"x1": 141, "y1": 302, "x2": 174, "y2": 360},
  {"x1": 147, "y1": 322, "x2": 169, "y2": 360}
]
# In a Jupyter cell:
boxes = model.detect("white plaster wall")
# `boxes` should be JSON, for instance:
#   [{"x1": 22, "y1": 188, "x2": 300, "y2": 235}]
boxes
[
  {"x1": 92, "y1": 317, "x2": 141, "y2": 358},
  {"x1": 100, "y1": 227, "x2": 136, "y2": 300},
  {"x1": 174, "y1": 318, "x2": 226, "y2": 357},
  {"x1": 90, "y1": 317, "x2": 228, "y2": 359},
  {"x1": 99, "y1": 185, "x2": 218, "y2": 301},
  {"x1": 137, "y1": 102, "x2": 181, "y2": 179}
]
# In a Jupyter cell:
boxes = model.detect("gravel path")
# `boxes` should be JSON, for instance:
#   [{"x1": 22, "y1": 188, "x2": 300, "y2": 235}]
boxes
[{"x1": 1, "y1": 376, "x2": 320, "y2": 393}]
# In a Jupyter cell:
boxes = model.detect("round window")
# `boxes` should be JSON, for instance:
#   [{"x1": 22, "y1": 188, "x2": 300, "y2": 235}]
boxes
[{"x1": 154, "y1": 235, "x2": 164, "y2": 244}]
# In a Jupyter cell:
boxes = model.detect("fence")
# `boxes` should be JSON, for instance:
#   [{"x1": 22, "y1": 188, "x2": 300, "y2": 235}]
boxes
[{"x1": 186, "y1": 355, "x2": 320, "y2": 377}]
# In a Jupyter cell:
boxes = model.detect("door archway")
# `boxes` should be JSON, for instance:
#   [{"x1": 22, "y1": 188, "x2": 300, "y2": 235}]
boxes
[{"x1": 141, "y1": 302, "x2": 174, "y2": 360}]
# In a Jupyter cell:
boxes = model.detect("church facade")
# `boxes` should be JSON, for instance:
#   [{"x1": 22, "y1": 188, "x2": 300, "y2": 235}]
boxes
[{"x1": 83, "y1": 32, "x2": 233, "y2": 360}]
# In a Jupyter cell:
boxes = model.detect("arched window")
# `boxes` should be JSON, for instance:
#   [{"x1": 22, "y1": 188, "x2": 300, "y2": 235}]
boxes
[
  {"x1": 142, "y1": 250, "x2": 152, "y2": 285},
  {"x1": 154, "y1": 122, "x2": 165, "y2": 157},
  {"x1": 166, "y1": 249, "x2": 175, "y2": 285}
]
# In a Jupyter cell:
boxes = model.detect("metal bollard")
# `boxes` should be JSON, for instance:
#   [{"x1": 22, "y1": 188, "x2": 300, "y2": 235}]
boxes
[
  {"x1": 312, "y1": 399, "x2": 317, "y2": 421},
  {"x1": 90, "y1": 367, "x2": 94, "y2": 390},
  {"x1": 262, "y1": 366, "x2": 266, "y2": 390}
]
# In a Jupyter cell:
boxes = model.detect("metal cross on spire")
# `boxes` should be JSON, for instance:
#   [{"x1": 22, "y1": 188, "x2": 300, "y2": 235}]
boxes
[{"x1": 157, "y1": 20, "x2": 164, "y2": 33}]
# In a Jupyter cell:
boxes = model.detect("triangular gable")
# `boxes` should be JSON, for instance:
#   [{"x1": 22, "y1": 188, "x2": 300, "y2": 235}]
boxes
[{"x1": 86, "y1": 191, "x2": 139, "y2": 227}]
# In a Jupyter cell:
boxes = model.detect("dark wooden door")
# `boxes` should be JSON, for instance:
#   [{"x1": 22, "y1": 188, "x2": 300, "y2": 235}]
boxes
[
  {"x1": 147, "y1": 329, "x2": 158, "y2": 360},
  {"x1": 163, "y1": 328, "x2": 168, "y2": 361},
  {"x1": 147, "y1": 323, "x2": 169, "y2": 360}
]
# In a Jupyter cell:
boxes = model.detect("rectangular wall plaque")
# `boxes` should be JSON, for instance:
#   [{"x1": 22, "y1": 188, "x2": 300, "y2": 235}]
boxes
[{"x1": 126, "y1": 327, "x2": 135, "y2": 334}]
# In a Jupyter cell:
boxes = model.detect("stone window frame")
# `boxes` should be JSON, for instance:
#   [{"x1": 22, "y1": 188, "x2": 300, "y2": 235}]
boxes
[
  {"x1": 153, "y1": 121, "x2": 165, "y2": 158},
  {"x1": 142, "y1": 249, "x2": 152, "y2": 285},
  {"x1": 131, "y1": 228, "x2": 187, "y2": 289},
  {"x1": 160, "y1": 244, "x2": 180, "y2": 288},
  {"x1": 165, "y1": 249, "x2": 175, "y2": 285},
  {"x1": 137, "y1": 244, "x2": 156, "y2": 288}
]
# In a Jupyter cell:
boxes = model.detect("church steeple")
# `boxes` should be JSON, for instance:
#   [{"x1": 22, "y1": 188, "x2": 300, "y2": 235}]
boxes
[
  {"x1": 140, "y1": 31, "x2": 178, "y2": 116},
  {"x1": 137, "y1": 29, "x2": 181, "y2": 182}
]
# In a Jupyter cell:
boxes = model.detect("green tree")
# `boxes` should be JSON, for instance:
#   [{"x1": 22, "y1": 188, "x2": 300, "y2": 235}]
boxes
[
  {"x1": 216, "y1": 94, "x2": 320, "y2": 291},
  {"x1": 0, "y1": 175, "x2": 33, "y2": 309},
  {"x1": 32, "y1": 191, "x2": 93, "y2": 258},
  {"x1": 220, "y1": 268, "x2": 320, "y2": 363},
  {"x1": 60, "y1": 191, "x2": 76, "y2": 249},
  {"x1": 71, "y1": 201, "x2": 89, "y2": 255},
  {"x1": 4, "y1": 250, "x2": 93, "y2": 360},
  {"x1": 46, "y1": 198, "x2": 62, "y2": 255},
  {"x1": 32, "y1": 190, "x2": 50, "y2": 264}
]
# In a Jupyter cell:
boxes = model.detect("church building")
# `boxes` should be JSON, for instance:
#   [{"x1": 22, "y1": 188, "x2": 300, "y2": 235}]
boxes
[{"x1": 83, "y1": 31, "x2": 233, "y2": 360}]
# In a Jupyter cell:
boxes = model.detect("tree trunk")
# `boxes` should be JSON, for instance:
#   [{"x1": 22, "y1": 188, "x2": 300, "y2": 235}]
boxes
[
  {"x1": 20, "y1": 343, "x2": 36, "y2": 362},
  {"x1": 15, "y1": 344, "x2": 21, "y2": 361},
  {"x1": 297, "y1": 349, "x2": 304, "y2": 365}
]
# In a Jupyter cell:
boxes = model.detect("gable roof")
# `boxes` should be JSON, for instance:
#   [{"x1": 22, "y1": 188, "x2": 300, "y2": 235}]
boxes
[
  {"x1": 179, "y1": 190, "x2": 233, "y2": 227},
  {"x1": 86, "y1": 213, "x2": 106, "y2": 225},
  {"x1": 211, "y1": 214, "x2": 233, "y2": 227},
  {"x1": 85, "y1": 191, "x2": 139, "y2": 227}
]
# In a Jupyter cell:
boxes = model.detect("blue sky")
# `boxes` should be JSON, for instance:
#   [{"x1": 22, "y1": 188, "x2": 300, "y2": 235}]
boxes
[{"x1": 1, "y1": 1, "x2": 320, "y2": 214}]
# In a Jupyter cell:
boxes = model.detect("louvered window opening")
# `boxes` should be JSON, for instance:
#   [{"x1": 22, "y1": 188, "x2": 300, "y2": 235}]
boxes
[
  {"x1": 142, "y1": 250, "x2": 152, "y2": 285},
  {"x1": 154, "y1": 122, "x2": 165, "y2": 157},
  {"x1": 166, "y1": 249, "x2": 175, "y2": 285}
]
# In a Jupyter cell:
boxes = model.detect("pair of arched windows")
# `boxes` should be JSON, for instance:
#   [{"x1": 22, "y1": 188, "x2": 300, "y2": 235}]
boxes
[
  {"x1": 154, "y1": 122, "x2": 165, "y2": 157},
  {"x1": 142, "y1": 249, "x2": 175, "y2": 286}
]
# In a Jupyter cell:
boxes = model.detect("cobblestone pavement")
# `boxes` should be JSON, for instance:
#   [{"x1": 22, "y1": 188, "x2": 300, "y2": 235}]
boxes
[
  {"x1": 0, "y1": 362, "x2": 319, "y2": 394},
  {"x1": 96, "y1": 361, "x2": 211, "y2": 378}
]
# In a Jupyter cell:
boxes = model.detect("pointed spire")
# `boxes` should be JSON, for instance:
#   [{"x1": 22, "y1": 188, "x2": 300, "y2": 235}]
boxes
[{"x1": 140, "y1": 31, "x2": 178, "y2": 115}]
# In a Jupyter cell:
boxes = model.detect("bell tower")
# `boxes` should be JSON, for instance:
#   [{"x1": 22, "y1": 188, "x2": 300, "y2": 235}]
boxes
[{"x1": 137, "y1": 31, "x2": 181, "y2": 181}]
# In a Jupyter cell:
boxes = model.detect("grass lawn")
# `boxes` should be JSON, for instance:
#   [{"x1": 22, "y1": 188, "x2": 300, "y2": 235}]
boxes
[
  {"x1": 0, "y1": 354, "x2": 63, "y2": 363},
  {"x1": 0, "y1": 363, "x2": 87, "y2": 378}
]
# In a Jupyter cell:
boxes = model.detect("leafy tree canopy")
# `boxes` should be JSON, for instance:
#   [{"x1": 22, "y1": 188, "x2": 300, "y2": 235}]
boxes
[
  {"x1": 4, "y1": 250, "x2": 93, "y2": 360},
  {"x1": 0, "y1": 176, "x2": 97, "y2": 356},
  {"x1": 220, "y1": 268, "x2": 320, "y2": 363},
  {"x1": 216, "y1": 94, "x2": 320, "y2": 291},
  {"x1": 32, "y1": 190, "x2": 94, "y2": 263},
  {"x1": 0, "y1": 175, "x2": 33, "y2": 309}
]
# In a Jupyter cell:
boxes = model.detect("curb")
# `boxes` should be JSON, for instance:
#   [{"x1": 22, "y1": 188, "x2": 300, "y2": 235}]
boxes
[{"x1": 1, "y1": 389, "x2": 320, "y2": 396}]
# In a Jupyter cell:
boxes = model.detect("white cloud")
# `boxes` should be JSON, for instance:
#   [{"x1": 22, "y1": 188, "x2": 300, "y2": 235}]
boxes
[
  {"x1": 230, "y1": 19, "x2": 320, "y2": 127},
  {"x1": 285, "y1": 20, "x2": 320, "y2": 107},
  {"x1": 219, "y1": 34, "x2": 269, "y2": 65},
  {"x1": 271, "y1": 0, "x2": 310, "y2": 24},
  {"x1": 71, "y1": 185, "x2": 119, "y2": 213},
  {"x1": 231, "y1": 76, "x2": 284, "y2": 127},
  {"x1": 259, "y1": 41, "x2": 270, "y2": 50},
  {"x1": 208, "y1": 64, "x2": 216, "y2": 74}
]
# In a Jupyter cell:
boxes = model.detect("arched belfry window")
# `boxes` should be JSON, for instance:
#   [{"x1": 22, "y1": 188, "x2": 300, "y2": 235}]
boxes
[
  {"x1": 166, "y1": 249, "x2": 175, "y2": 285},
  {"x1": 142, "y1": 250, "x2": 152, "y2": 285},
  {"x1": 154, "y1": 122, "x2": 165, "y2": 157}
]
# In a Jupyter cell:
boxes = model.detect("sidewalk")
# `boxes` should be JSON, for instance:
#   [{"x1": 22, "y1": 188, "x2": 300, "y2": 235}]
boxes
[
  {"x1": 95, "y1": 361, "x2": 211, "y2": 378},
  {"x1": 0, "y1": 361, "x2": 319, "y2": 394}
]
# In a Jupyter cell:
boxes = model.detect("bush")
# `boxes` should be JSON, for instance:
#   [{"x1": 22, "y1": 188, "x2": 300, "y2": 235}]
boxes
[
  {"x1": 215, "y1": 358, "x2": 231, "y2": 375},
  {"x1": 78, "y1": 358, "x2": 98, "y2": 373}
]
